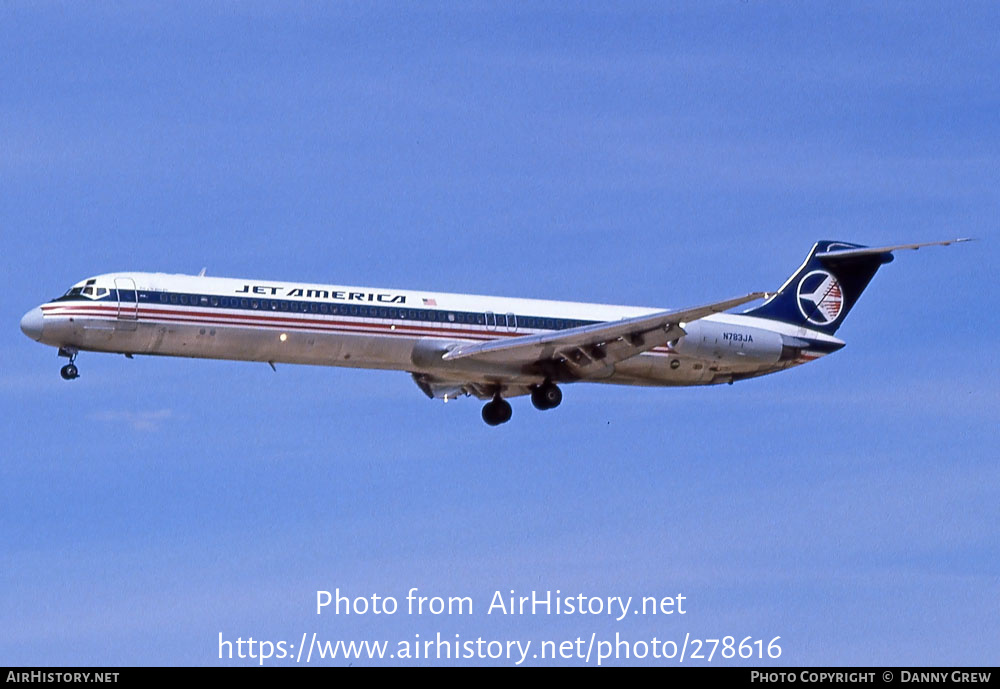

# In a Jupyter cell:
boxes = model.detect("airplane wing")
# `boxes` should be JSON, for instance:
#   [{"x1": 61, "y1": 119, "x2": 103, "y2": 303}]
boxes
[{"x1": 440, "y1": 292, "x2": 768, "y2": 379}]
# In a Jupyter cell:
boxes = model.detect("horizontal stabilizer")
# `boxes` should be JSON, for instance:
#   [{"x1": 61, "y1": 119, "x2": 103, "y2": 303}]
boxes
[{"x1": 816, "y1": 238, "x2": 973, "y2": 260}]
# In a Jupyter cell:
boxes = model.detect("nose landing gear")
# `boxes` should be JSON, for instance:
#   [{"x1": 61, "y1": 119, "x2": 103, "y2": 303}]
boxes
[{"x1": 58, "y1": 347, "x2": 80, "y2": 380}]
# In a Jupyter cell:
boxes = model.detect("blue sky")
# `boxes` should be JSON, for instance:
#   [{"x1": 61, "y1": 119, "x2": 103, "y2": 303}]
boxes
[{"x1": 2, "y1": 2, "x2": 997, "y2": 666}]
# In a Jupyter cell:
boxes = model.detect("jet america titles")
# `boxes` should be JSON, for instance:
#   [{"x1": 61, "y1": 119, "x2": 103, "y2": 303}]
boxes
[
  {"x1": 236, "y1": 284, "x2": 406, "y2": 303},
  {"x1": 19, "y1": 239, "x2": 969, "y2": 425}
]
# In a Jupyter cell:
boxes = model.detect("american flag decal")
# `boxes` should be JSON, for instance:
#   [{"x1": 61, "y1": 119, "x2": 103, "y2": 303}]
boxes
[{"x1": 423, "y1": 298, "x2": 437, "y2": 306}]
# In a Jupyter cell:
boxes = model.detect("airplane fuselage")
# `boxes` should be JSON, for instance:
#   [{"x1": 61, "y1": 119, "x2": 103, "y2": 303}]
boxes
[
  {"x1": 21, "y1": 240, "x2": 967, "y2": 424},
  {"x1": 20, "y1": 272, "x2": 844, "y2": 396}
]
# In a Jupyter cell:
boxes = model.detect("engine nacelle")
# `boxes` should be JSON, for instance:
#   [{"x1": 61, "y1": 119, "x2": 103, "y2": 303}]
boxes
[{"x1": 671, "y1": 320, "x2": 784, "y2": 365}]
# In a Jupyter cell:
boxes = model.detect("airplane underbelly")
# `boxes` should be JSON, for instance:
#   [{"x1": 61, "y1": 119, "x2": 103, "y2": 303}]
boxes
[
  {"x1": 161, "y1": 322, "x2": 416, "y2": 369},
  {"x1": 612, "y1": 351, "x2": 774, "y2": 386},
  {"x1": 49, "y1": 316, "x2": 418, "y2": 370},
  {"x1": 612, "y1": 353, "x2": 712, "y2": 386}
]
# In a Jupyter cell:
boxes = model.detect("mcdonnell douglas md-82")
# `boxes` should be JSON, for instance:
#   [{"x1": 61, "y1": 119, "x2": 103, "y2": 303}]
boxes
[{"x1": 20, "y1": 239, "x2": 967, "y2": 425}]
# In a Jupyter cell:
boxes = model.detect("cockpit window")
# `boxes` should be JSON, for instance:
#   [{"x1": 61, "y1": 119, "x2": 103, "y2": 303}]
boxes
[{"x1": 58, "y1": 284, "x2": 109, "y2": 300}]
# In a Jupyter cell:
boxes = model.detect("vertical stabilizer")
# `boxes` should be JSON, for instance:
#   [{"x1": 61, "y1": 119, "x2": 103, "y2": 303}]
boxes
[{"x1": 743, "y1": 241, "x2": 893, "y2": 335}]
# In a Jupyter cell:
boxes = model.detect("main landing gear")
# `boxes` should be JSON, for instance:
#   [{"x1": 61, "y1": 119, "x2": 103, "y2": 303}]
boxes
[
  {"x1": 481, "y1": 382, "x2": 563, "y2": 426},
  {"x1": 482, "y1": 394, "x2": 512, "y2": 426},
  {"x1": 58, "y1": 347, "x2": 80, "y2": 380},
  {"x1": 531, "y1": 381, "x2": 562, "y2": 411}
]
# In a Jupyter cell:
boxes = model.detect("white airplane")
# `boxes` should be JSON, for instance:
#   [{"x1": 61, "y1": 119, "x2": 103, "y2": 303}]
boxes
[{"x1": 20, "y1": 239, "x2": 968, "y2": 425}]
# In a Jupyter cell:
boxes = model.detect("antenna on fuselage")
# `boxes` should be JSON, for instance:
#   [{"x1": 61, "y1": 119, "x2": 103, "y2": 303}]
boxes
[{"x1": 198, "y1": 267, "x2": 207, "y2": 277}]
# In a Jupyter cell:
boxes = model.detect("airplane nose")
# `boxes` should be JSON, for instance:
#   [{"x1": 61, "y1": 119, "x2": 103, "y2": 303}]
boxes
[{"x1": 20, "y1": 307, "x2": 44, "y2": 341}]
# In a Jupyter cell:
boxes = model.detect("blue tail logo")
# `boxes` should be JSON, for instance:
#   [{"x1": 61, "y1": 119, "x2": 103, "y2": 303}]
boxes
[{"x1": 796, "y1": 270, "x2": 844, "y2": 326}]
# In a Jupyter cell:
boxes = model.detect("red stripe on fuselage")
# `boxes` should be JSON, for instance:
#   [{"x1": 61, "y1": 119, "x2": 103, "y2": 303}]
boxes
[{"x1": 40, "y1": 303, "x2": 676, "y2": 353}]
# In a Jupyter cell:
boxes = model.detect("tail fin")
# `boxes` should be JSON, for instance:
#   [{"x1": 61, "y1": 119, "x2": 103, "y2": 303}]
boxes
[
  {"x1": 745, "y1": 238, "x2": 971, "y2": 335},
  {"x1": 744, "y1": 240, "x2": 894, "y2": 335}
]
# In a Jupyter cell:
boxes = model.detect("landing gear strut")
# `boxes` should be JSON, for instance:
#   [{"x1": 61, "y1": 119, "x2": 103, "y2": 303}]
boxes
[
  {"x1": 482, "y1": 394, "x2": 512, "y2": 426},
  {"x1": 59, "y1": 348, "x2": 80, "y2": 380},
  {"x1": 531, "y1": 381, "x2": 562, "y2": 410}
]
